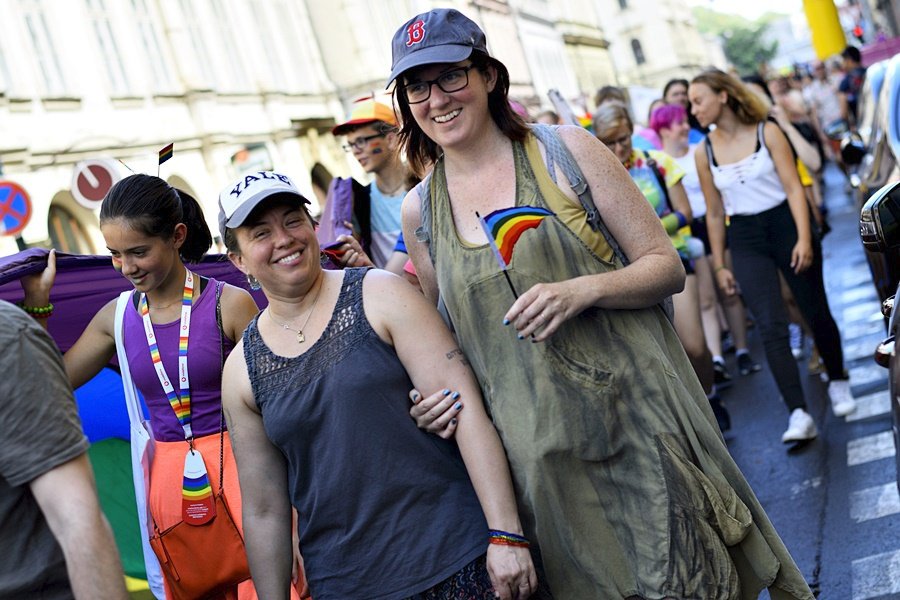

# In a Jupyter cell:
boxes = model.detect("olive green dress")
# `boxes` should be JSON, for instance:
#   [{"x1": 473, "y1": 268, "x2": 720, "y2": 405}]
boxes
[{"x1": 423, "y1": 133, "x2": 814, "y2": 599}]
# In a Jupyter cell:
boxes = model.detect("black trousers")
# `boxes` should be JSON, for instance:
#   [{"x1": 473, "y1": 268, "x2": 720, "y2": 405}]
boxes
[{"x1": 729, "y1": 201, "x2": 845, "y2": 412}]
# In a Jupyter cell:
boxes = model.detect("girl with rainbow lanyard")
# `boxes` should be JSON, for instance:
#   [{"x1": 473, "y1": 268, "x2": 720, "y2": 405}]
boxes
[{"x1": 20, "y1": 174, "x2": 306, "y2": 600}]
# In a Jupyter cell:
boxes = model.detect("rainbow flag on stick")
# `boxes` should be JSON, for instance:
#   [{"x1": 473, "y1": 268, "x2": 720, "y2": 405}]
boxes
[
  {"x1": 158, "y1": 143, "x2": 174, "y2": 165},
  {"x1": 476, "y1": 205, "x2": 554, "y2": 298}
]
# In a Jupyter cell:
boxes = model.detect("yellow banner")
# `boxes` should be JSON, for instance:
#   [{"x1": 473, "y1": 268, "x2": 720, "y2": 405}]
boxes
[{"x1": 804, "y1": 0, "x2": 847, "y2": 59}]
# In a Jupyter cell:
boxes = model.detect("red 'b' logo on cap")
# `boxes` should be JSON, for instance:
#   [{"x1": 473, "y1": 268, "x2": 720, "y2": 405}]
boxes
[{"x1": 406, "y1": 20, "x2": 425, "y2": 46}]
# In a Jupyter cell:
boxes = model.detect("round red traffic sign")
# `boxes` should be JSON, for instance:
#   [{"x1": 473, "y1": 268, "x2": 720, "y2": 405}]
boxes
[
  {"x1": 72, "y1": 159, "x2": 119, "y2": 209},
  {"x1": 0, "y1": 180, "x2": 32, "y2": 237}
]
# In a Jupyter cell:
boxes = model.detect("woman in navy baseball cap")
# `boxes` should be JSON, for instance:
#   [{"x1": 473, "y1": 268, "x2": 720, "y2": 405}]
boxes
[{"x1": 390, "y1": 8, "x2": 814, "y2": 600}]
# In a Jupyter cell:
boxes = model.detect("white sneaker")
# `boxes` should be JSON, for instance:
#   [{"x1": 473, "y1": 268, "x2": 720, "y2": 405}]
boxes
[
  {"x1": 828, "y1": 380, "x2": 857, "y2": 417},
  {"x1": 782, "y1": 408, "x2": 818, "y2": 443}
]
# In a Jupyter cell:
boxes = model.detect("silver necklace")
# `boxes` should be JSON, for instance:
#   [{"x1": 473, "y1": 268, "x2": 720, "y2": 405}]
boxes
[{"x1": 267, "y1": 281, "x2": 324, "y2": 344}]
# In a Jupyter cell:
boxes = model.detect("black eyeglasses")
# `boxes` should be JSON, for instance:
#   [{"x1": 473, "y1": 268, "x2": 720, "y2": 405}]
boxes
[
  {"x1": 342, "y1": 133, "x2": 385, "y2": 152},
  {"x1": 403, "y1": 66, "x2": 474, "y2": 104}
]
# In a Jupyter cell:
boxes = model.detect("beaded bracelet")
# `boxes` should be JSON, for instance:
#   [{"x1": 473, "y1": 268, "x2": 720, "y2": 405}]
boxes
[
  {"x1": 488, "y1": 529, "x2": 530, "y2": 548},
  {"x1": 18, "y1": 301, "x2": 54, "y2": 318}
]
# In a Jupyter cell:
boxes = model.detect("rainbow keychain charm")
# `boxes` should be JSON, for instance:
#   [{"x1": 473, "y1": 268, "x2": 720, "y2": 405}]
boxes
[{"x1": 182, "y1": 448, "x2": 216, "y2": 525}]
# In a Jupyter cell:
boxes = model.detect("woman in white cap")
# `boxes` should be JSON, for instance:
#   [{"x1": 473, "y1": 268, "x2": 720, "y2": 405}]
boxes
[
  {"x1": 390, "y1": 7, "x2": 814, "y2": 599},
  {"x1": 218, "y1": 171, "x2": 536, "y2": 599}
]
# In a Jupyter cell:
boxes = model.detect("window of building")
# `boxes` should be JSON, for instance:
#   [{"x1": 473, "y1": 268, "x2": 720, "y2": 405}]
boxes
[
  {"x1": 86, "y1": 0, "x2": 131, "y2": 95},
  {"x1": 48, "y1": 206, "x2": 95, "y2": 254},
  {"x1": 209, "y1": 0, "x2": 251, "y2": 91},
  {"x1": 631, "y1": 39, "x2": 646, "y2": 65},
  {"x1": 130, "y1": 0, "x2": 175, "y2": 93},
  {"x1": 178, "y1": 0, "x2": 217, "y2": 89},
  {"x1": 20, "y1": 0, "x2": 67, "y2": 96},
  {"x1": 248, "y1": 0, "x2": 288, "y2": 91}
]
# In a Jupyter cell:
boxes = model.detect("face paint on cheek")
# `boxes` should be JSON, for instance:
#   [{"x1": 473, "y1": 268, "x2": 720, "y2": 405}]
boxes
[{"x1": 370, "y1": 142, "x2": 384, "y2": 155}]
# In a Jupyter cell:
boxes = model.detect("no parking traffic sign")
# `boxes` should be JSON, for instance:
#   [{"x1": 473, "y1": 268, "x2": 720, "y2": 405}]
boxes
[
  {"x1": 0, "y1": 180, "x2": 32, "y2": 236},
  {"x1": 72, "y1": 159, "x2": 120, "y2": 209}
]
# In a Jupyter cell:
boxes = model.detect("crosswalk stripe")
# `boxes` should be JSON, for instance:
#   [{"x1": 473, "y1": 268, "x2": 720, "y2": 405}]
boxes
[
  {"x1": 852, "y1": 548, "x2": 900, "y2": 599},
  {"x1": 842, "y1": 303, "x2": 884, "y2": 324},
  {"x1": 850, "y1": 482, "x2": 900, "y2": 523},
  {"x1": 846, "y1": 390, "x2": 892, "y2": 422},
  {"x1": 848, "y1": 431, "x2": 896, "y2": 466},
  {"x1": 838, "y1": 286, "x2": 880, "y2": 305},
  {"x1": 848, "y1": 364, "x2": 890, "y2": 388}
]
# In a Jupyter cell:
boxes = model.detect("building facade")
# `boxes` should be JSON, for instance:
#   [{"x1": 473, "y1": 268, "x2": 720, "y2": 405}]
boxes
[{"x1": 0, "y1": 0, "x2": 717, "y2": 256}]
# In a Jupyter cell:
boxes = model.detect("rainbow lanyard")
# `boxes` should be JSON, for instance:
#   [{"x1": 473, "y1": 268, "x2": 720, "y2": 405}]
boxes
[{"x1": 139, "y1": 270, "x2": 195, "y2": 441}]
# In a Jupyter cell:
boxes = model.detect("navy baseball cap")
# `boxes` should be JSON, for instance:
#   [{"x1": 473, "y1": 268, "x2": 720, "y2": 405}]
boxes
[{"x1": 386, "y1": 8, "x2": 488, "y2": 87}]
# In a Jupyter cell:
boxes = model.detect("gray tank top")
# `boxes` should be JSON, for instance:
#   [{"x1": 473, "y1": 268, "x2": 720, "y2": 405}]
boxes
[{"x1": 242, "y1": 268, "x2": 486, "y2": 599}]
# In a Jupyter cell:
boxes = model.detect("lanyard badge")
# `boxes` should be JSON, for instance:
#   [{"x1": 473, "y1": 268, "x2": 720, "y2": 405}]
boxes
[{"x1": 140, "y1": 270, "x2": 216, "y2": 525}]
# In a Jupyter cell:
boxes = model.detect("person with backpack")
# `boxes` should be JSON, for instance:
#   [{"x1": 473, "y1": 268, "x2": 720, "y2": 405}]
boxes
[
  {"x1": 392, "y1": 8, "x2": 813, "y2": 599},
  {"x1": 592, "y1": 101, "x2": 730, "y2": 431},
  {"x1": 329, "y1": 98, "x2": 415, "y2": 275},
  {"x1": 690, "y1": 68, "x2": 855, "y2": 444}
]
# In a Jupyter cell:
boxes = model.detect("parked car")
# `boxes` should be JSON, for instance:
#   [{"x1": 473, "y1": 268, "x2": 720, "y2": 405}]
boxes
[
  {"x1": 860, "y1": 181, "x2": 900, "y2": 491},
  {"x1": 849, "y1": 55, "x2": 900, "y2": 303}
]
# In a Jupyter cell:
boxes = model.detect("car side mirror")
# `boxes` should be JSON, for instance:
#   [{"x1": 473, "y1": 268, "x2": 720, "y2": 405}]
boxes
[{"x1": 861, "y1": 181, "x2": 900, "y2": 252}]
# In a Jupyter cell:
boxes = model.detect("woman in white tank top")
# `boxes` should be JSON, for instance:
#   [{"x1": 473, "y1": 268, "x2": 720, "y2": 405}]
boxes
[{"x1": 690, "y1": 68, "x2": 853, "y2": 446}]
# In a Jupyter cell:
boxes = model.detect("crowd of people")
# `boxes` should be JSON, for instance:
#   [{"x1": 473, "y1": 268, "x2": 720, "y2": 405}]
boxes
[{"x1": 2, "y1": 6, "x2": 867, "y2": 600}]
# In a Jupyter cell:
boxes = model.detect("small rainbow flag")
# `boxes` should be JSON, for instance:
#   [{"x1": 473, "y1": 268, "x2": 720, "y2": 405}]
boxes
[
  {"x1": 158, "y1": 143, "x2": 174, "y2": 165},
  {"x1": 478, "y1": 205, "x2": 554, "y2": 270}
]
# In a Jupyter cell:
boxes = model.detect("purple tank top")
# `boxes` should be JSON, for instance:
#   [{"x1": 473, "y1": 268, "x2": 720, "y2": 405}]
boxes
[{"x1": 123, "y1": 278, "x2": 236, "y2": 442}]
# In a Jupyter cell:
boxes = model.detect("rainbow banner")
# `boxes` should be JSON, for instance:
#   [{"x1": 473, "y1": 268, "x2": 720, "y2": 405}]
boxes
[
  {"x1": 158, "y1": 143, "x2": 174, "y2": 165},
  {"x1": 478, "y1": 206, "x2": 554, "y2": 270}
]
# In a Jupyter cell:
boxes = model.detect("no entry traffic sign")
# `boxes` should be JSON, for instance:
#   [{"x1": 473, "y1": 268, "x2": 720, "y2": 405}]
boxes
[
  {"x1": 0, "y1": 180, "x2": 32, "y2": 237},
  {"x1": 72, "y1": 159, "x2": 120, "y2": 209}
]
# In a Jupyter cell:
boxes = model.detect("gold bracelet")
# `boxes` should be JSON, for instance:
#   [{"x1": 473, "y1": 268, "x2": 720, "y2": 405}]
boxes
[{"x1": 714, "y1": 265, "x2": 727, "y2": 273}]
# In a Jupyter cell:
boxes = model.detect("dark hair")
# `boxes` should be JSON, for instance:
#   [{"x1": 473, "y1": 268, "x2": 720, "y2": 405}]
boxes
[
  {"x1": 100, "y1": 174, "x2": 212, "y2": 263},
  {"x1": 594, "y1": 85, "x2": 627, "y2": 108},
  {"x1": 222, "y1": 193, "x2": 315, "y2": 255},
  {"x1": 842, "y1": 45, "x2": 861, "y2": 63},
  {"x1": 395, "y1": 50, "x2": 528, "y2": 176},
  {"x1": 740, "y1": 73, "x2": 774, "y2": 104},
  {"x1": 662, "y1": 79, "x2": 689, "y2": 102},
  {"x1": 310, "y1": 163, "x2": 333, "y2": 194},
  {"x1": 691, "y1": 68, "x2": 768, "y2": 126}
]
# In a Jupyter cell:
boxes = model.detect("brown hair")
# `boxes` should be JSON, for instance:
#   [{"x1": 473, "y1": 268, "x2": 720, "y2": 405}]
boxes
[
  {"x1": 690, "y1": 68, "x2": 768, "y2": 126},
  {"x1": 591, "y1": 101, "x2": 633, "y2": 140},
  {"x1": 394, "y1": 50, "x2": 529, "y2": 176}
]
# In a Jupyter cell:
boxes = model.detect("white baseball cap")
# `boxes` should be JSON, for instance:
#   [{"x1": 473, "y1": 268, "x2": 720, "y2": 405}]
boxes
[{"x1": 218, "y1": 171, "x2": 310, "y2": 240}]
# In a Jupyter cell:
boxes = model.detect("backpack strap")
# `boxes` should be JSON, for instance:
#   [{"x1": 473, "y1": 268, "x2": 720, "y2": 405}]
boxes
[
  {"x1": 413, "y1": 171, "x2": 435, "y2": 264},
  {"x1": 529, "y1": 123, "x2": 630, "y2": 268},
  {"x1": 530, "y1": 123, "x2": 674, "y2": 323}
]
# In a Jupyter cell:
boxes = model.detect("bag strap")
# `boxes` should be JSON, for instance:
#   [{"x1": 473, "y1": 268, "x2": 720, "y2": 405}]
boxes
[
  {"x1": 115, "y1": 291, "x2": 146, "y2": 427},
  {"x1": 529, "y1": 123, "x2": 631, "y2": 267},
  {"x1": 215, "y1": 281, "x2": 225, "y2": 493},
  {"x1": 643, "y1": 150, "x2": 672, "y2": 211},
  {"x1": 704, "y1": 135, "x2": 715, "y2": 167},
  {"x1": 530, "y1": 123, "x2": 674, "y2": 323}
]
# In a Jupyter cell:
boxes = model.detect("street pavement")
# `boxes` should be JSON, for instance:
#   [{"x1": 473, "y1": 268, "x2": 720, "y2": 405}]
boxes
[{"x1": 718, "y1": 164, "x2": 900, "y2": 599}]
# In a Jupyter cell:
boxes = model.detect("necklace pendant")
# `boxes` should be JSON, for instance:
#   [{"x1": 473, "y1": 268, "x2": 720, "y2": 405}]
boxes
[{"x1": 297, "y1": 331, "x2": 305, "y2": 344}]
